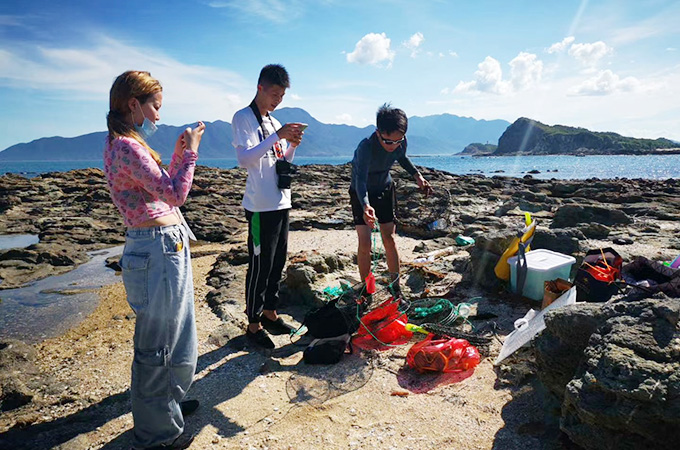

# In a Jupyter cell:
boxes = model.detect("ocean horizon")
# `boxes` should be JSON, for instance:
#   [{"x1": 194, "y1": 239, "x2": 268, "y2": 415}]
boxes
[{"x1": 2, "y1": 154, "x2": 680, "y2": 180}]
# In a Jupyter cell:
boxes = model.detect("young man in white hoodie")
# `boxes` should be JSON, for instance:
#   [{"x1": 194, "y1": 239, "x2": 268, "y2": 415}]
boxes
[{"x1": 231, "y1": 64, "x2": 305, "y2": 348}]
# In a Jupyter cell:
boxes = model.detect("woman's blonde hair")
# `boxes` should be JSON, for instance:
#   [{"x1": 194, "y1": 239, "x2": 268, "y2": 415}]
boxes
[{"x1": 107, "y1": 70, "x2": 163, "y2": 165}]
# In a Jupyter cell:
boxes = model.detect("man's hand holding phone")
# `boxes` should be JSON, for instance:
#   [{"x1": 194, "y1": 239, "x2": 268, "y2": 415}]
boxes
[{"x1": 278, "y1": 122, "x2": 306, "y2": 146}]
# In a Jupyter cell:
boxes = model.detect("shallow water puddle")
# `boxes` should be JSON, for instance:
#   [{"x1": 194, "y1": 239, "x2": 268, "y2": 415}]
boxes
[{"x1": 0, "y1": 245, "x2": 123, "y2": 343}]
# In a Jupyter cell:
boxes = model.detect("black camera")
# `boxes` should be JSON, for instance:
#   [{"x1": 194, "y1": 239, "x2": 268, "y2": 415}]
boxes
[{"x1": 275, "y1": 159, "x2": 298, "y2": 189}]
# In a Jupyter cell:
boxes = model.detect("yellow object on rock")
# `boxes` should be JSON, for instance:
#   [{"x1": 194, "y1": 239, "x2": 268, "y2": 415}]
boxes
[{"x1": 494, "y1": 215, "x2": 537, "y2": 281}]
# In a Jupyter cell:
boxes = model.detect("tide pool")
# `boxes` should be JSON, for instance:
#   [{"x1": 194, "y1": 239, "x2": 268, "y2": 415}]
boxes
[
  {"x1": 0, "y1": 246, "x2": 123, "y2": 343},
  {"x1": 0, "y1": 234, "x2": 39, "y2": 250}
]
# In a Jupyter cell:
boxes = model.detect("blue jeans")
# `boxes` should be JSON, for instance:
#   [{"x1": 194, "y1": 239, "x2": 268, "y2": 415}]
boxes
[{"x1": 120, "y1": 224, "x2": 197, "y2": 449}]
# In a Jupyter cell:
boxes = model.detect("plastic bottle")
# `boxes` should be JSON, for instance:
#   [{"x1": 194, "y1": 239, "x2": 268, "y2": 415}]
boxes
[{"x1": 457, "y1": 303, "x2": 471, "y2": 319}]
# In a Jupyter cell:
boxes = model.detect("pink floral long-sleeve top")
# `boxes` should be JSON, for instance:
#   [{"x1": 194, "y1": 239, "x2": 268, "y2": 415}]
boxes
[{"x1": 103, "y1": 136, "x2": 198, "y2": 227}]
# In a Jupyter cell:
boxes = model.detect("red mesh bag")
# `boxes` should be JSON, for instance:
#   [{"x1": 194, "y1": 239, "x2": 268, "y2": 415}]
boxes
[
  {"x1": 406, "y1": 334, "x2": 481, "y2": 373},
  {"x1": 353, "y1": 299, "x2": 412, "y2": 351}
]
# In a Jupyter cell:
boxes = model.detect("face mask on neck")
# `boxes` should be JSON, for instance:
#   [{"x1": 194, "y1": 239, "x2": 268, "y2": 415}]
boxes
[
  {"x1": 135, "y1": 117, "x2": 158, "y2": 140},
  {"x1": 132, "y1": 100, "x2": 158, "y2": 140}
]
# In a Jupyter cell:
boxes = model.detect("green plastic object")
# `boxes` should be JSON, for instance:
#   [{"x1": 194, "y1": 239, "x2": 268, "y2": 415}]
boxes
[{"x1": 455, "y1": 235, "x2": 475, "y2": 246}]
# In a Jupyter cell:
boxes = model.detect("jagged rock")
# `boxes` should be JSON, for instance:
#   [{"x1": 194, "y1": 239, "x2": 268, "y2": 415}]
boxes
[
  {"x1": 0, "y1": 195, "x2": 21, "y2": 212},
  {"x1": 552, "y1": 204, "x2": 633, "y2": 228},
  {"x1": 578, "y1": 223, "x2": 611, "y2": 239},
  {"x1": 532, "y1": 227, "x2": 584, "y2": 256},
  {"x1": 612, "y1": 237, "x2": 634, "y2": 245},
  {"x1": 0, "y1": 377, "x2": 34, "y2": 411},
  {"x1": 0, "y1": 340, "x2": 39, "y2": 411},
  {"x1": 285, "y1": 264, "x2": 317, "y2": 290},
  {"x1": 534, "y1": 295, "x2": 680, "y2": 450},
  {"x1": 105, "y1": 256, "x2": 121, "y2": 271},
  {"x1": 535, "y1": 303, "x2": 607, "y2": 399}
]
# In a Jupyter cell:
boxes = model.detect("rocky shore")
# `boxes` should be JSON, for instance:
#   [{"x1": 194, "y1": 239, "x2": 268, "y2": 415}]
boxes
[{"x1": 1, "y1": 164, "x2": 679, "y2": 449}]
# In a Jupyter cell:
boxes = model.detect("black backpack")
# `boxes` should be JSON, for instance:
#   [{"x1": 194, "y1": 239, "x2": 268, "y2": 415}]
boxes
[
  {"x1": 303, "y1": 334, "x2": 352, "y2": 364},
  {"x1": 574, "y1": 248, "x2": 623, "y2": 302},
  {"x1": 302, "y1": 298, "x2": 361, "y2": 339}
]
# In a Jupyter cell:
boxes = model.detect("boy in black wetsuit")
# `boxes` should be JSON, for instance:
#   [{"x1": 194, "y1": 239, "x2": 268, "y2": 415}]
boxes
[{"x1": 349, "y1": 104, "x2": 433, "y2": 297}]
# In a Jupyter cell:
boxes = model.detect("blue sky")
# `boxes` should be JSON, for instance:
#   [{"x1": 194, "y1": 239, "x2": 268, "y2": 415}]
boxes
[{"x1": 1, "y1": 0, "x2": 679, "y2": 152}]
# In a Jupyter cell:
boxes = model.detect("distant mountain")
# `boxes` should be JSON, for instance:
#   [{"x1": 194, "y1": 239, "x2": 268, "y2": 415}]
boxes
[
  {"x1": 407, "y1": 114, "x2": 509, "y2": 154},
  {"x1": 0, "y1": 108, "x2": 510, "y2": 162},
  {"x1": 461, "y1": 142, "x2": 498, "y2": 156},
  {"x1": 495, "y1": 117, "x2": 680, "y2": 156}
]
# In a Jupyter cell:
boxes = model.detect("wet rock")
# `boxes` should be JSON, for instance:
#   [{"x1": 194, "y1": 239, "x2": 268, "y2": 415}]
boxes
[{"x1": 105, "y1": 256, "x2": 121, "y2": 271}]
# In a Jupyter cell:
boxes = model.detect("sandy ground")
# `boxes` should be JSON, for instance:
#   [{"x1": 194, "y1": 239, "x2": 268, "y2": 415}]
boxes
[{"x1": 0, "y1": 230, "x2": 546, "y2": 450}]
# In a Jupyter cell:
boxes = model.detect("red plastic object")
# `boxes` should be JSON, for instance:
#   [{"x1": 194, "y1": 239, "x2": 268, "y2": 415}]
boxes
[
  {"x1": 353, "y1": 299, "x2": 413, "y2": 350},
  {"x1": 365, "y1": 272, "x2": 376, "y2": 294},
  {"x1": 406, "y1": 334, "x2": 481, "y2": 373}
]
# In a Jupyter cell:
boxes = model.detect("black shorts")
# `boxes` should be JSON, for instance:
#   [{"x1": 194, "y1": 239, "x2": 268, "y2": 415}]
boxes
[{"x1": 349, "y1": 183, "x2": 396, "y2": 226}]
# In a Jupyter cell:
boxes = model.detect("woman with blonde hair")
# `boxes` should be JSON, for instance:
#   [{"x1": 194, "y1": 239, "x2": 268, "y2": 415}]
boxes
[{"x1": 104, "y1": 70, "x2": 204, "y2": 450}]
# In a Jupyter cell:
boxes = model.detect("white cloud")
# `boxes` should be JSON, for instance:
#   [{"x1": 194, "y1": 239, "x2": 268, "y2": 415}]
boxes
[
  {"x1": 570, "y1": 69, "x2": 641, "y2": 96},
  {"x1": 547, "y1": 36, "x2": 575, "y2": 54},
  {"x1": 0, "y1": 36, "x2": 248, "y2": 123},
  {"x1": 453, "y1": 52, "x2": 542, "y2": 95},
  {"x1": 403, "y1": 32, "x2": 424, "y2": 58},
  {"x1": 336, "y1": 113, "x2": 352, "y2": 123},
  {"x1": 454, "y1": 56, "x2": 508, "y2": 94},
  {"x1": 289, "y1": 93, "x2": 301, "y2": 100},
  {"x1": 346, "y1": 32, "x2": 395, "y2": 67},
  {"x1": 568, "y1": 41, "x2": 612, "y2": 66},
  {"x1": 509, "y1": 52, "x2": 543, "y2": 90},
  {"x1": 208, "y1": 0, "x2": 302, "y2": 23},
  {"x1": 449, "y1": 51, "x2": 459, "y2": 58}
]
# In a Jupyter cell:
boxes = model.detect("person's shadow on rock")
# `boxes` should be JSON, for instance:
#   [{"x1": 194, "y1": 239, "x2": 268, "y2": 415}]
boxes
[{"x1": 0, "y1": 343, "x2": 254, "y2": 450}]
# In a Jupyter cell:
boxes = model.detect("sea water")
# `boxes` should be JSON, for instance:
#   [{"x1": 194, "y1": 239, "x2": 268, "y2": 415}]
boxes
[
  {"x1": 2, "y1": 154, "x2": 680, "y2": 179},
  {"x1": 0, "y1": 234, "x2": 39, "y2": 250},
  {"x1": 0, "y1": 246, "x2": 123, "y2": 343}
]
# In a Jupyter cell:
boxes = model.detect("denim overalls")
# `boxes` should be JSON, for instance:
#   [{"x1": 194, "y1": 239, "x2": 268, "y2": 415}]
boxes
[{"x1": 120, "y1": 223, "x2": 197, "y2": 449}]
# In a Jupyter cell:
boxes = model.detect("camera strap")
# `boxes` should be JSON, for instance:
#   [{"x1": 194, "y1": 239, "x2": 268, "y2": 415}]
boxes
[{"x1": 249, "y1": 100, "x2": 284, "y2": 159}]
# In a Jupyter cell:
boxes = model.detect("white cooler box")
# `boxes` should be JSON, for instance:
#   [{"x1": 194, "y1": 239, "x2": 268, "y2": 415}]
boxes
[{"x1": 507, "y1": 249, "x2": 576, "y2": 301}]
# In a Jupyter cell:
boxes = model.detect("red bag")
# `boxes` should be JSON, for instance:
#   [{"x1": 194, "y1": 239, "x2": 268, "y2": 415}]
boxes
[
  {"x1": 353, "y1": 299, "x2": 412, "y2": 350},
  {"x1": 407, "y1": 334, "x2": 480, "y2": 373},
  {"x1": 574, "y1": 248, "x2": 623, "y2": 302}
]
